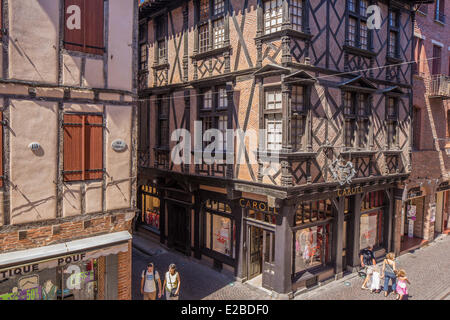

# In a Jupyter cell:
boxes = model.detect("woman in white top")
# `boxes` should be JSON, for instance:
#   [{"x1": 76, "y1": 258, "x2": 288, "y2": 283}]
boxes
[{"x1": 163, "y1": 263, "x2": 181, "y2": 300}]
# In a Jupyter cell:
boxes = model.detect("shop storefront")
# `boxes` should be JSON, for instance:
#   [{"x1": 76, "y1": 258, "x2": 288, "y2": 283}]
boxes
[
  {"x1": 359, "y1": 191, "x2": 385, "y2": 250},
  {"x1": 0, "y1": 232, "x2": 131, "y2": 300},
  {"x1": 400, "y1": 187, "x2": 426, "y2": 252},
  {"x1": 292, "y1": 199, "x2": 333, "y2": 289},
  {"x1": 240, "y1": 198, "x2": 277, "y2": 291}
]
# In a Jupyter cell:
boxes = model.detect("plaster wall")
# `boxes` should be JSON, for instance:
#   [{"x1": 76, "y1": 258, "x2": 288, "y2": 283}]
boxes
[
  {"x1": 105, "y1": 105, "x2": 132, "y2": 211},
  {"x1": 9, "y1": 100, "x2": 58, "y2": 224},
  {"x1": 9, "y1": 0, "x2": 59, "y2": 83}
]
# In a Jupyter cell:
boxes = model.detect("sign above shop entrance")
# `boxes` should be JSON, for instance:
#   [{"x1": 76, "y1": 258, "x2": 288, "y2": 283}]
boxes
[
  {"x1": 239, "y1": 198, "x2": 278, "y2": 214},
  {"x1": 337, "y1": 186, "x2": 363, "y2": 197}
]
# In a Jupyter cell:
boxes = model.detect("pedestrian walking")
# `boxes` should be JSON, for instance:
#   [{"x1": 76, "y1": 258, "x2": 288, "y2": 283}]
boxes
[
  {"x1": 381, "y1": 252, "x2": 397, "y2": 297},
  {"x1": 370, "y1": 265, "x2": 381, "y2": 293},
  {"x1": 162, "y1": 263, "x2": 181, "y2": 300},
  {"x1": 140, "y1": 262, "x2": 162, "y2": 300},
  {"x1": 359, "y1": 245, "x2": 376, "y2": 290},
  {"x1": 395, "y1": 269, "x2": 411, "y2": 300}
]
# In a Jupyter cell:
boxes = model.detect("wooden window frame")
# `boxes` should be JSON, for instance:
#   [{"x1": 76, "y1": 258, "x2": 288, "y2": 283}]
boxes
[
  {"x1": 63, "y1": 113, "x2": 104, "y2": 183},
  {"x1": 263, "y1": 0, "x2": 283, "y2": 35},
  {"x1": 290, "y1": 0, "x2": 306, "y2": 33},
  {"x1": 197, "y1": 0, "x2": 227, "y2": 53},
  {"x1": 386, "y1": 96, "x2": 399, "y2": 149},
  {"x1": 432, "y1": 45, "x2": 442, "y2": 75},
  {"x1": 291, "y1": 85, "x2": 308, "y2": 151},
  {"x1": 435, "y1": 0, "x2": 446, "y2": 24},
  {"x1": 155, "y1": 15, "x2": 168, "y2": 65},
  {"x1": 198, "y1": 86, "x2": 229, "y2": 152},
  {"x1": 156, "y1": 95, "x2": 170, "y2": 148},
  {"x1": 263, "y1": 88, "x2": 283, "y2": 151},
  {"x1": 64, "y1": 0, "x2": 105, "y2": 56},
  {"x1": 343, "y1": 91, "x2": 370, "y2": 148},
  {"x1": 346, "y1": 0, "x2": 372, "y2": 51}
]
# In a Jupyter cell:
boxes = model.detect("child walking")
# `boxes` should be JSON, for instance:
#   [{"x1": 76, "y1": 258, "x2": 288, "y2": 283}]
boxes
[
  {"x1": 370, "y1": 265, "x2": 381, "y2": 293},
  {"x1": 395, "y1": 269, "x2": 411, "y2": 300}
]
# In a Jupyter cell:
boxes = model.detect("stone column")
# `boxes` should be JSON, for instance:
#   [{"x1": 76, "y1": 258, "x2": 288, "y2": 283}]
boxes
[{"x1": 332, "y1": 197, "x2": 345, "y2": 279}]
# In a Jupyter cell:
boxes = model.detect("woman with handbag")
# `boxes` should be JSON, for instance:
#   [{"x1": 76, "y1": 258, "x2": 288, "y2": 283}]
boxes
[
  {"x1": 163, "y1": 263, "x2": 181, "y2": 300},
  {"x1": 381, "y1": 252, "x2": 397, "y2": 297}
]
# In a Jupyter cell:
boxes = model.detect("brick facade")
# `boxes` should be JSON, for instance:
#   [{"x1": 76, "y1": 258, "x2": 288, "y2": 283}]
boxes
[
  {"x1": 118, "y1": 241, "x2": 133, "y2": 300},
  {"x1": 394, "y1": 0, "x2": 450, "y2": 254}
]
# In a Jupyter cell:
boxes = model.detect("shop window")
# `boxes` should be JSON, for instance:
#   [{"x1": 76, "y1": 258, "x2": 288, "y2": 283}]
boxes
[
  {"x1": 0, "y1": 259, "x2": 99, "y2": 300},
  {"x1": 140, "y1": 186, "x2": 161, "y2": 233},
  {"x1": 204, "y1": 200, "x2": 235, "y2": 258},
  {"x1": 63, "y1": 114, "x2": 103, "y2": 182},
  {"x1": 294, "y1": 224, "x2": 331, "y2": 273},
  {"x1": 64, "y1": 0, "x2": 105, "y2": 55},
  {"x1": 295, "y1": 200, "x2": 333, "y2": 225}
]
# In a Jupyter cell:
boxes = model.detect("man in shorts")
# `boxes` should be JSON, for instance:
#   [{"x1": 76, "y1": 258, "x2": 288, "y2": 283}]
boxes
[
  {"x1": 360, "y1": 245, "x2": 376, "y2": 290},
  {"x1": 140, "y1": 262, "x2": 162, "y2": 300}
]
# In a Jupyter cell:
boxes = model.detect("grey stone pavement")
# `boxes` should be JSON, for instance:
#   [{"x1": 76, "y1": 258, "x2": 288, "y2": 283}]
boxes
[
  {"x1": 295, "y1": 234, "x2": 450, "y2": 300},
  {"x1": 132, "y1": 232, "x2": 450, "y2": 300}
]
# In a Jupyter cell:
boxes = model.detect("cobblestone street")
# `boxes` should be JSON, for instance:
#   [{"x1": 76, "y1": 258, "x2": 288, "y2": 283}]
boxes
[
  {"x1": 132, "y1": 233, "x2": 450, "y2": 300},
  {"x1": 131, "y1": 234, "x2": 272, "y2": 300},
  {"x1": 295, "y1": 234, "x2": 450, "y2": 300}
]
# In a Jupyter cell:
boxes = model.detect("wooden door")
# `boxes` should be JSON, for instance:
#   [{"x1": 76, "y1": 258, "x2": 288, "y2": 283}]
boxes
[{"x1": 247, "y1": 225, "x2": 263, "y2": 280}]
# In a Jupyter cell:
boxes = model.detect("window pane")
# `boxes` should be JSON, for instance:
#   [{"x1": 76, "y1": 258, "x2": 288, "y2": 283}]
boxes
[
  {"x1": 218, "y1": 115, "x2": 228, "y2": 151},
  {"x1": 389, "y1": 31, "x2": 397, "y2": 56},
  {"x1": 294, "y1": 224, "x2": 330, "y2": 273},
  {"x1": 158, "y1": 40, "x2": 166, "y2": 62},
  {"x1": 266, "y1": 114, "x2": 282, "y2": 151},
  {"x1": 292, "y1": 86, "x2": 304, "y2": 112},
  {"x1": 214, "y1": 0, "x2": 225, "y2": 15},
  {"x1": 218, "y1": 87, "x2": 228, "y2": 108},
  {"x1": 264, "y1": 0, "x2": 282, "y2": 34},
  {"x1": 266, "y1": 90, "x2": 282, "y2": 110},
  {"x1": 200, "y1": 0, "x2": 209, "y2": 21},
  {"x1": 348, "y1": 18, "x2": 357, "y2": 47},
  {"x1": 213, "y1": 18, "x2": 225, "y2": 49},
  {"x1": 202, "y1": 90, "x2": 213, "y2": 109},
  {"x1": 211, "y1": 215, "x2": 233, "y2": 257},
  {"x1": 360, "y1": 0, "x2": 368, "y2": 17},
  {"x1": 291, "y1": 116, "x2": 306, "y2": 151},
  {"x1": 360, "y1": 21, "x2": 368, "y2": 50},
  {"x1": 199, "y1": 24, "x2": 210, "y2": 53}
]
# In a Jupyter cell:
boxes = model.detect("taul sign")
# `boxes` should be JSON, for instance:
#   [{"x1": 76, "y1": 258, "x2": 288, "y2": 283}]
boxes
[{"x1": 337, "y1": 186, "x2": 363, "y2": 197}]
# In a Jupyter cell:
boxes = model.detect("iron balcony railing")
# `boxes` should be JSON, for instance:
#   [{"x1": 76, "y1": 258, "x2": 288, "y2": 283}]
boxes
[{"x1": 429, "y1": 74, "x2": 450, "y2": 99}]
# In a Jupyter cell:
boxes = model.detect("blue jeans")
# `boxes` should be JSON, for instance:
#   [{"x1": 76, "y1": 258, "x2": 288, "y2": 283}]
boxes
[{"x1": 383, "y1": 273, "x2": 396, "y2": 292}]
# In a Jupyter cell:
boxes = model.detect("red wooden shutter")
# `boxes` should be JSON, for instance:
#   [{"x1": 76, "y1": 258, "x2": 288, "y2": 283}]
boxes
[
  {"x1": 63, "y1": 114, "x2": 84, "y2": 182},
  {"x1": 84, "y1": 0, "x2": 105, "y2": 55},
  {"x1": 0, "y1": 112, "x2": 3, "y2": 188},
  {"x1": 64, "y1": 0, "x2": 85, "y2": 52},
  {"x1": 85, "y1": 115, "x2": 103, "y2": 180},
  {"x1": 64, "y1": 0, "x2": 104, "y2": 55}
]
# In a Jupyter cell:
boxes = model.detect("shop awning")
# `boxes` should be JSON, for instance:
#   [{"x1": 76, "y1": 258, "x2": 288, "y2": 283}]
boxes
[{"x1": 0, "y1": 231, "x2": 132, "y2": 270}]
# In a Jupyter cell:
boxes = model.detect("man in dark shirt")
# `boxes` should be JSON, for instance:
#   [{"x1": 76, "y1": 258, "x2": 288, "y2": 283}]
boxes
[{"x1": 360, "y1": 245, "x2": 376, "y2": 290}]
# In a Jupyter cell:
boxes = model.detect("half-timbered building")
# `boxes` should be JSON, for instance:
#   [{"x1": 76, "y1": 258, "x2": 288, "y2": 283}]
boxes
[{"x1": 138, "y1": 0, "x2": 427, "y2": 297}]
